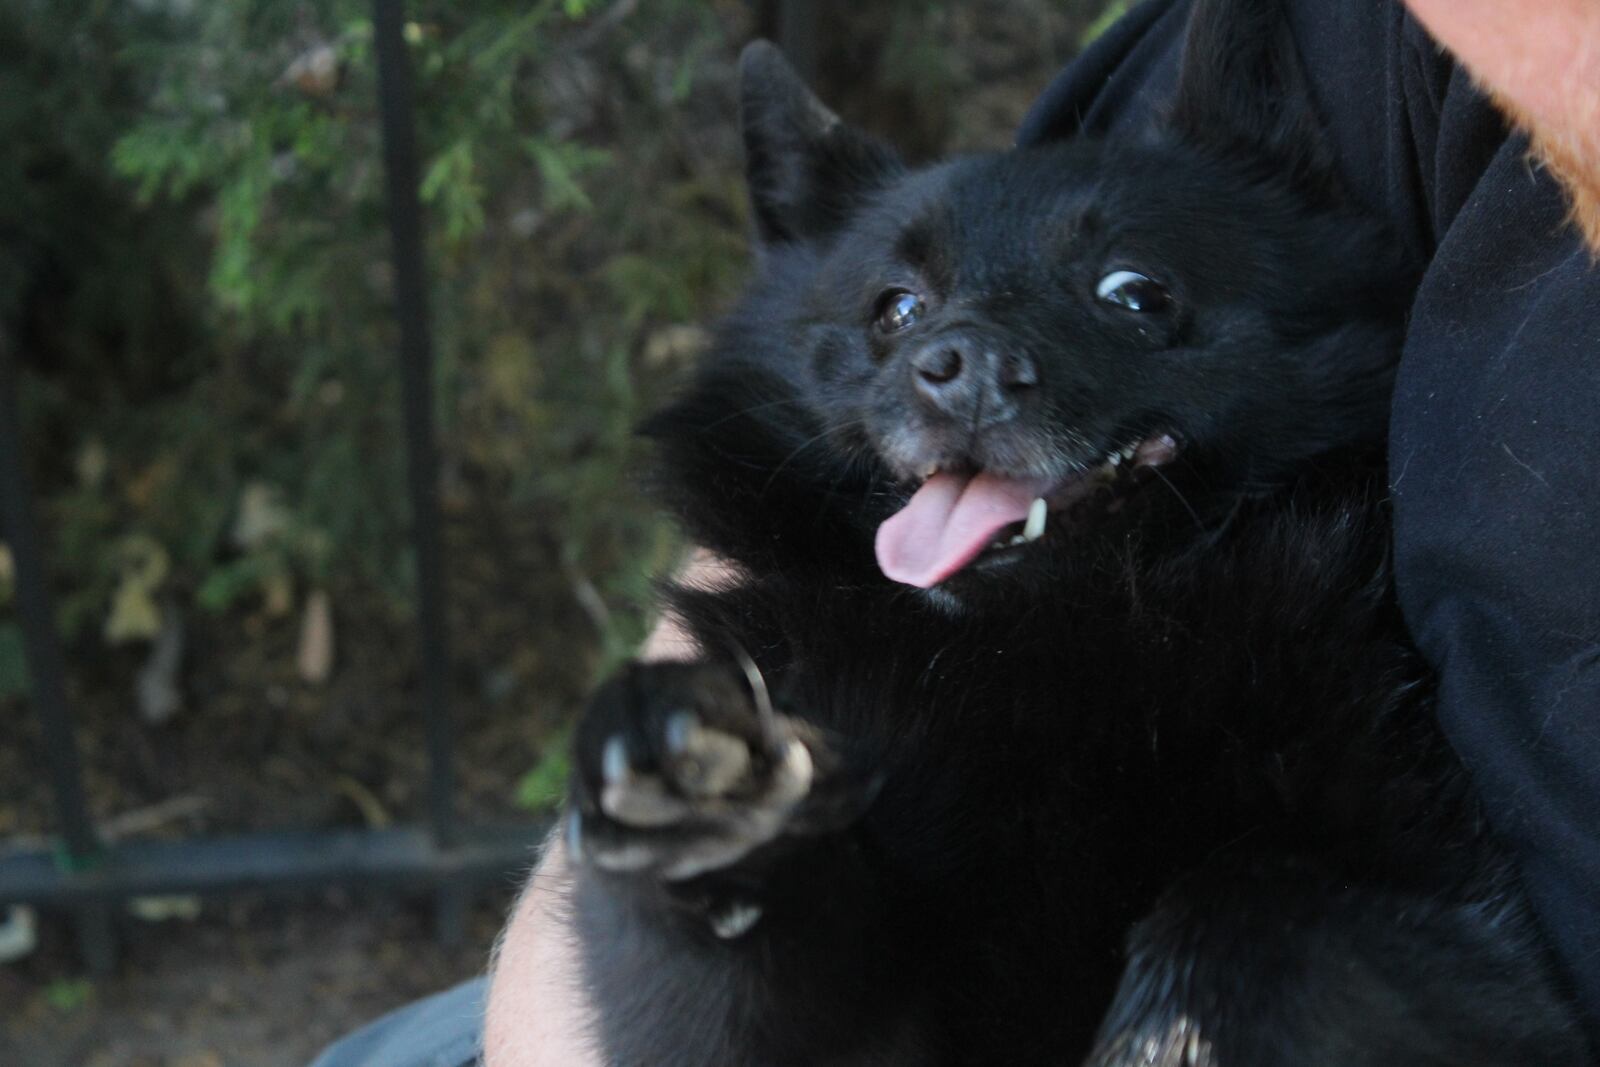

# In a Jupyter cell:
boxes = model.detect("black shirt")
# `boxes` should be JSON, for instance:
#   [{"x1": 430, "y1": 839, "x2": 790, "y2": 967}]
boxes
[{"x1": 1018, "y1": 0, "x2": 1600, "y2": 1035}]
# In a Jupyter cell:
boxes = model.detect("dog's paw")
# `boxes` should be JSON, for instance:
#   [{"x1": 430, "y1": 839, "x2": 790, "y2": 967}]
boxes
[{"x1": 569, "y1": 660, "x2": 827, "y2": 885}]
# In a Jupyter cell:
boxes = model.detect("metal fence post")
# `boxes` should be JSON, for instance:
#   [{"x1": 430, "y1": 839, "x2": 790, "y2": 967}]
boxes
[
  {"x1": 0, "y1": 334, "x2": 116, "y2": 973},
  {"x1": 371, "y1": 0, "x2": 465, "y2": 944}
]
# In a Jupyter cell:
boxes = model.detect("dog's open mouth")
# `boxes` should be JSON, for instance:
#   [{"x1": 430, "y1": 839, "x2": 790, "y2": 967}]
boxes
[{"x1": 874, "y1": 434, "x2": 1180, "y2": 588}]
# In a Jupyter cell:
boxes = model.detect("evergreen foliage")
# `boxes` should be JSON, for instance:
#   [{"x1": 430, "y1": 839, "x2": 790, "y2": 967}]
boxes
[{"x1": 2, "y1": 0, "x2": 750, "y2": 684}]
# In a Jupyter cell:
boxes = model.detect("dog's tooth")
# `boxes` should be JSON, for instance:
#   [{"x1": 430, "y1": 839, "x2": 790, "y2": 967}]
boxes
[
  {"x1": 1120, "y1": 444, "x2": 1137, "y2": 461},
  {"x1": 1107, "y1": 451, "x2": 1121, "y2": 467},
  {"x1": 1023, "y1": 497, "x2": 1048, "y2": 542}
]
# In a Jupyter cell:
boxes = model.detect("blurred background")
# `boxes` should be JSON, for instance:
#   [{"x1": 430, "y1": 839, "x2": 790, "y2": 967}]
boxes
[{"x1": 0, "y1": 1, "x2": 1120, "y2": 1063}]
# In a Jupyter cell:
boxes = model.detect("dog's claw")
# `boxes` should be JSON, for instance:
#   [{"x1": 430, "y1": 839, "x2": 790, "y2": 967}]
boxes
[
  {"x1": 664, "y1": 709, "x2": 696, "y2": 754},
  {"x1": 564, "y1": 808, "x2": 584, "y2": 863},
  {"x1": 601, "y1": 735, "x2": 630, "y2": 785}
]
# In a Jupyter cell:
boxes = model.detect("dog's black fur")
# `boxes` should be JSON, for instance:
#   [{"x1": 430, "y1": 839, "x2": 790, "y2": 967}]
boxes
[{"x1": 562, "y1": 1, "x2": 1592, "y2": 1063}]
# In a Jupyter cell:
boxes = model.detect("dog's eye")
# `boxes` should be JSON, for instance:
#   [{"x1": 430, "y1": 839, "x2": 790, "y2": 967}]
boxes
[
  {"x1": 1095, "y1": 270, "x2": 1172, "y2": 313},
  {"x1": 875, "y1": 289, "x2": 925, "y2": 333}
]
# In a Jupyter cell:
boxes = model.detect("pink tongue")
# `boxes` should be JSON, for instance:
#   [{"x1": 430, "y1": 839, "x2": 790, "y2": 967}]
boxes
[{"x1": 875, "y1": 471, "x2": 1047, "y2": 588}]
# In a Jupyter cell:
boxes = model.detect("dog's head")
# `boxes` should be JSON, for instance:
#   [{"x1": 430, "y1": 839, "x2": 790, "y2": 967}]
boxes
[{"x1": 684, "y1": 5, "x2": 1410, "y2": 598}]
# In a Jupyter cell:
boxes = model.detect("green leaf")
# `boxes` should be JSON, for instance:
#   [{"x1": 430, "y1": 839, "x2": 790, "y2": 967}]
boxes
[
  {"x1": 197, "y1": 554, "x2": 284, "y2": 614},
  {"x1": 526, "y1": 139, "x2": 611, "y2": 215},
  {"x1": 515, "y1": 729, "x2": 571, "y2": 812},
  {"x1": 1081, "y1": 1, "x2": 1132, "y2": 48},
  {"x1": 419, "y1": 139, "x2": 487, "y2": 242},
  {"x1": 43, "y1": 979, "x2": 93, "y2": 1013}
]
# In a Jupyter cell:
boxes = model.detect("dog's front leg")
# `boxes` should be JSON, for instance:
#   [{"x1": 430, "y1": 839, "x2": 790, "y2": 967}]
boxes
[{"x1": 565, "y1": 658, "x2": 934, "y2": 1067}]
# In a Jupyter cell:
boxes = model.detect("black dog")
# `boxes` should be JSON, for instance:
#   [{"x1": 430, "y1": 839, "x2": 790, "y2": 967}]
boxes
[{"x1": 562, "y1": 1, "x2": 1591, "y2": 1062}]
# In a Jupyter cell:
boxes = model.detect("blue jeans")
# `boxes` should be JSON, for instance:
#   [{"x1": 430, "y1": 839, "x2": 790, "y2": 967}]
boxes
[{"x1": 307, "y1": 978, "x2": 486, "y2": 1067}]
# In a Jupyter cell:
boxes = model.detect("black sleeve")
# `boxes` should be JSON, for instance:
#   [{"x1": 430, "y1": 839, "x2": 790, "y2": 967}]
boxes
[
  {"x1": 1386, "y1": 48, "x2": 1600, "y2": 1047},
  {"x1": 1297, "y1": 0, "x2": 1600, "y2": 1035}
]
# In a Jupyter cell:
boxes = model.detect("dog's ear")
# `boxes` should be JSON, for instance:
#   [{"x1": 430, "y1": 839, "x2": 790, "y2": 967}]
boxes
[
  {"x1": 1167, "y1": 0, "x2": 1337, "y2": 198},
  {"x1": 739, "y1": 41, "x2": 903, "y2": 245}
]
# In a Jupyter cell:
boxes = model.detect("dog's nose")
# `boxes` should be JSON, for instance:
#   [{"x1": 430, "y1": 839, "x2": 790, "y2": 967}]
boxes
[
  {"x1": 909, "y1": 338, "x2": 1037, "y2": 423},
  {"x1": 911, "y1": 345, "x2": 964, "y2": 389}
]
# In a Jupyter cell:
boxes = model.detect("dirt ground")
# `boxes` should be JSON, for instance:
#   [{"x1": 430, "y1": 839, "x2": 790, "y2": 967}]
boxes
[{"x1": 0, "y1": 891, "x2": 515, "y2": 1067}]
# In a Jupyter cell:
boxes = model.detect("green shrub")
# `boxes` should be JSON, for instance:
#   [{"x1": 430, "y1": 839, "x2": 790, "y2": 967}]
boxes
[{"x1": 5, "y1": 0, "x2": 749, "y2": 665}]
